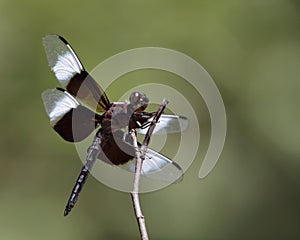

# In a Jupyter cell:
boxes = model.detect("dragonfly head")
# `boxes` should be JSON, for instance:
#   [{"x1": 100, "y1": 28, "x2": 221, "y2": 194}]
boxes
[{"x1": 129, "y1": 92, "x2": 149, "y2": 112}]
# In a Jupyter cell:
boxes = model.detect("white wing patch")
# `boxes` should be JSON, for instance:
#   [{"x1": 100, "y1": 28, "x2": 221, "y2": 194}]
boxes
[
  {"x1": 52, "y1": 51, "x2": 82, "y2": 84},
  {"x1": 41, "y1": 88, "x2": 79, "y2": 125}
]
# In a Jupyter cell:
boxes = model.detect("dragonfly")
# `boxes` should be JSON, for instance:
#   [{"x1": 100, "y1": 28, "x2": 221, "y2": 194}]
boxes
[{"x1": 41, "y1": 35, "x2": 188, "y2": 216}]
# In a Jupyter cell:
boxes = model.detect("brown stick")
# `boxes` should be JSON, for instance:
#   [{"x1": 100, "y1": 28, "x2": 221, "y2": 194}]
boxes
[
  {"x1": 130, "y1": 99, "x2": 169, "y2": 240},
  {"x1": 130, "y1": 130, "x2": 148, "y2": 240}
]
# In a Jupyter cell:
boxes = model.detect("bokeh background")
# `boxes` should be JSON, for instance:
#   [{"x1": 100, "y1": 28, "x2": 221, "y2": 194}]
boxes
[{"x1": 1, "y1": 0, "x2": 300, "y2": 239}]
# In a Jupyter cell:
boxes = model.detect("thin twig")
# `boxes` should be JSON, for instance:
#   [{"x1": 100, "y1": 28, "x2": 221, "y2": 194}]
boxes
[
  {"x1": 130, "y1": 130, "x2": 148, "y2": 240},
  {"x1": 130, "y1": 99, "x2": 169, "y2": 240}
]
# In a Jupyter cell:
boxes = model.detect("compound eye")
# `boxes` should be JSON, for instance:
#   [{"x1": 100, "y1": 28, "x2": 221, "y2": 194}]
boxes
[
  {"x1": 129, "y1": 92, "x2": 149, "y2": 111},
  {"x1": 129, "y1": 92, "x2": 140, "y2": 105}
]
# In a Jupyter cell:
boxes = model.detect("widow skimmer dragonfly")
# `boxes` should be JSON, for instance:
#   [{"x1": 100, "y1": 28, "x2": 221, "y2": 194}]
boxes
[{"x1": 41, "y1": 35, "x2": 188, "y2": 216}]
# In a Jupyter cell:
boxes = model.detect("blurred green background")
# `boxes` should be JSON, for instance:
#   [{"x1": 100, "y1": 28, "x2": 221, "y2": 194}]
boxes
[{"x1": 1, "y1": 0, "x2": 300, "y2": 239}]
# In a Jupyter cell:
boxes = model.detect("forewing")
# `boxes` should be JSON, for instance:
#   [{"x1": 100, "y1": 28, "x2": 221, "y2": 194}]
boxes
[
  {"x1": 137, "y1": 114, "x2": 188, "y2": 135},
  {"x1": 42, "y1": 35, "x2": 110, "y2": 113}
]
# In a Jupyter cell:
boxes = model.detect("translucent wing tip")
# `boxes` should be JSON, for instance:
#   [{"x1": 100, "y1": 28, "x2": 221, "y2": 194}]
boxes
[
  {"x1": 145, "y1": 160, "x2": 184, "y2": 184},
  {"x1": 42, "y1": 34, "x2": 68, "y2": 46},
  {"x1": 169, "y1": 161, "x2": 184, "y2": 184},
  {"x1": 177, "y1": 115, "x2": 189, "y2": 133},
  {"x1": 42, "y1": 35, "x2": 61, "y2": 68},
  {"x1": 42, "y1": 34, "x2": 57, "y2": 43}
]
